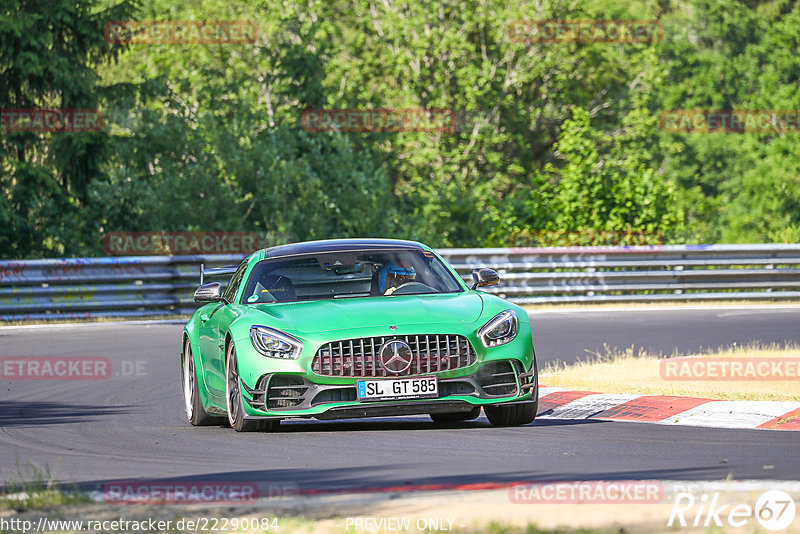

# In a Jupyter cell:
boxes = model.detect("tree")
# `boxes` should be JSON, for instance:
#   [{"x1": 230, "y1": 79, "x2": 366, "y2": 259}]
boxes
[
  {"x1": 90, "y1": 0, "x2": 397, "y2": 248},
  {"x1": 0, "y1": 0, "x2": 137, "y2": 258}
]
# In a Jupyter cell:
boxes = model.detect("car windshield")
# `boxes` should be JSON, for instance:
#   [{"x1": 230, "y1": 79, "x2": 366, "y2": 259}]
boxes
[{"x1": 240, "y1": 249, "x2": 463, "y2": 304}]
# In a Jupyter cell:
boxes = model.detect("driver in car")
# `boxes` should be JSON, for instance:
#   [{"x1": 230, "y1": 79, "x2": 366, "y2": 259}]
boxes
[{"x1": 379, "y1": 263, "x2": 416, "y2": 295}]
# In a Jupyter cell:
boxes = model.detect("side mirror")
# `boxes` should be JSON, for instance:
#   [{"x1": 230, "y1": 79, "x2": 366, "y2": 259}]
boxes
[
  {"x1": 194, "y1": 282, "x2": 227, "y2": 303},
  {"x1": 471, "y1": 268, "x2": 500, "y2": 290}
]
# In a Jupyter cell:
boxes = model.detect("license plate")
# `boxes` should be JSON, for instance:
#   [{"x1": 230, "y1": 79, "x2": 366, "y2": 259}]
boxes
[{"x1": 357, "y1": 376, "x2": 438, "y2": 402}]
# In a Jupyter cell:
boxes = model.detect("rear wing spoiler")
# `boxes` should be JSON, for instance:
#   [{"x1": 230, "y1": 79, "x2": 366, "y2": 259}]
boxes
[{"x1": 199, "y1": 264, "x2": 238, "y2": 285}]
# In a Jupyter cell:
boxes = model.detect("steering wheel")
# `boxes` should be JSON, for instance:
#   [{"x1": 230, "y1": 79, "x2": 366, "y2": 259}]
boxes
[{"x1": 389, "y1": 281, "x2": 435, "y2": 295}]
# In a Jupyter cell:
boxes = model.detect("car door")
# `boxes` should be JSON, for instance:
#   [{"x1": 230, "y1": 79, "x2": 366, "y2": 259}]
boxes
[{"x1": 200, "y1": 260, "x2": 248, "y2": 402}]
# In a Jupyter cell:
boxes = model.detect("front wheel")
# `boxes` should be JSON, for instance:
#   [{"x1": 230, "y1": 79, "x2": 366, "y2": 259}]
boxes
[
  {"x1": 484, "y1": 400, "x2": 538, "y2": 427},
  {"x1": 225, "y1": 342, "x2": 279, "y2": 432},
  {"x1": 182, "y1": 339, "x2": 224, "y2": 426}
]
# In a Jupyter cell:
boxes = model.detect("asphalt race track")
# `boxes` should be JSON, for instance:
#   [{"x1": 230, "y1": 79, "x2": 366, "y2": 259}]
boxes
[
  {"x1": 531, "y1": 305, "x2": 800, "y2": 365},
  {"x1": 1, "y1": 305, "x2": 799, "y2": 493}
]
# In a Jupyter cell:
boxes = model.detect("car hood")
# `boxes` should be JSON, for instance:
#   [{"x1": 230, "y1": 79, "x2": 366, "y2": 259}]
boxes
[{"x1": 243, "y1": 292, "x2": 485, "y2": 334}]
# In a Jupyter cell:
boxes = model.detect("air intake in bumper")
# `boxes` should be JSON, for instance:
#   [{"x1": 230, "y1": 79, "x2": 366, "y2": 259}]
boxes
[
  {"x1": 477, "y1": 360, "x2": 519, "y2": 397},
  {"x1": 267, "y1": 375, "x2": 308, "y2": 409}
]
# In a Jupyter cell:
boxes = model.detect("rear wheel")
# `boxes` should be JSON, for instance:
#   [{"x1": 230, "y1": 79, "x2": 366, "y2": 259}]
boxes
[
  {"x1": 430, "y1": 407, "x2": 481, "y2": 423},
  {"x1": 484, "y1": 400, "x2": 538, "y2": 427},
  {"x1": 182, "y1": 339, "x2": 224, "y2": 426},
  {"x1": 225, "y1": 342, "x2": 279, "y2": 432}
]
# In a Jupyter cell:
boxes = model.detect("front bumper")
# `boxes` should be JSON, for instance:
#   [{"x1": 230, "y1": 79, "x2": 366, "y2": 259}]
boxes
[{"x1": 239, "y1": 358, "x2": 537, "y2": 420}]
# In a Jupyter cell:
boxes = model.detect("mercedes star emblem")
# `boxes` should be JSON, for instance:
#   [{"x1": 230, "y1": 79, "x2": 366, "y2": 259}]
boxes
[{"x1": 379, "y1": 339, "x2": 414, "y2": 374}]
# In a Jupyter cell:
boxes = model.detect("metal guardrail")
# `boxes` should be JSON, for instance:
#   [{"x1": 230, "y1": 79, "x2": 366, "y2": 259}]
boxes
[
  {"x1": 442, "y1": 244, "x2": 800, "y2": 304},
  {"x1": 1, "y1": 244, "x2": 799, "y2": 321},
  {"x1": 0, "y1": 255, "x2": 242, "y2": 321}
]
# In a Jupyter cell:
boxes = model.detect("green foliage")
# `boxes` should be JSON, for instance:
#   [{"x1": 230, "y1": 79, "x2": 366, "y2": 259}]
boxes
[
  {"x1": 0, "y1": 0, "x2": 137, "y2": 258},
  {"x1": 656, "y1": 0, "x2": 800, "y2": 243},
  {"x1": 2, "y1": 0, "x2": 800, "y2": 258}
]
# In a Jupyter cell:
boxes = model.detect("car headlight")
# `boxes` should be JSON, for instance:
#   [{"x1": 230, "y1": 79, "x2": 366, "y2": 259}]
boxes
[
  {"x1": 250, "y1": 326, "x2": 303, "y2": 359},
  {"x1": 478, "y1": 310, "x2": 518, "y2": 348}
]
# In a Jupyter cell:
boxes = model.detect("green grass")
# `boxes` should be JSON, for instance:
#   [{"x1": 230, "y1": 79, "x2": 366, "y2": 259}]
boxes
[
  {"x1": 1, "y1": 463, "x2": 89, "y2": 511},
  {"x1": 541, "y1": 342, "x2": 800, "y2": 401}
]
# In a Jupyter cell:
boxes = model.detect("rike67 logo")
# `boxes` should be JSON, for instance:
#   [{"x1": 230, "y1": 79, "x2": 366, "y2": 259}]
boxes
[{"x1": 669, "y1": 490, "x2": 796, "y2": 531}]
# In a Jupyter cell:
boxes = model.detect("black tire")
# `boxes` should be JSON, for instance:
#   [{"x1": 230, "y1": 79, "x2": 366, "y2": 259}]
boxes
[
  {"x1": 484, "y1": 400, "x2": 538, "y2": 427},
  {"x1": 182, "y1": 339, "x2": 224, "y2": 426},
  {"x1": 225, "y1": 342, "x2": 279, "y2": 432},
  {"x1": 430, "y1": 407, "x2": 481, "y2": 423}
]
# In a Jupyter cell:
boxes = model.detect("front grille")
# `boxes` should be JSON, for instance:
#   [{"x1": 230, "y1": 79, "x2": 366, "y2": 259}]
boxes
[{"x1": 312, "y1": 334, "x2": 477, "y2": 377}]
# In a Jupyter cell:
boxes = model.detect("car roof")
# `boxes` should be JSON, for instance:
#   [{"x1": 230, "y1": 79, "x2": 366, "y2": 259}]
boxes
[{"x1": 262, "y1": 238, "x2": 427, "y2": 260}]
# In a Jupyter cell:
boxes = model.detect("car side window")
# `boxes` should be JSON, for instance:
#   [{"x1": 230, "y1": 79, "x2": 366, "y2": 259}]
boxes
[{"x1": 223, "y1": 261, "x2": 248, "y2": 303}]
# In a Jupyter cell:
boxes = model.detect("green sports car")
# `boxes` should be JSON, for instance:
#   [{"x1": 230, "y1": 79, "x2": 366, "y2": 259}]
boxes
[{"x1": 181, "y1": 238, "x2": 538, "y2": 432}]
